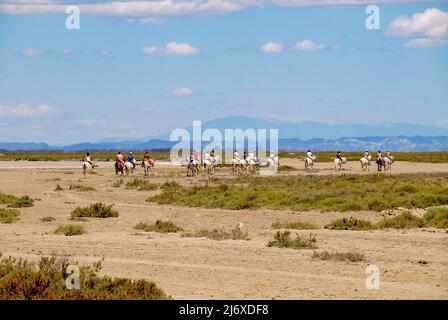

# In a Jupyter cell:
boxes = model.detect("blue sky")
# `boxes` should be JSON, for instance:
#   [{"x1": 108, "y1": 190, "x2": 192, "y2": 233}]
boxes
[{"x1": 0, "y1": 0, "x2": 447, "y2": 144}]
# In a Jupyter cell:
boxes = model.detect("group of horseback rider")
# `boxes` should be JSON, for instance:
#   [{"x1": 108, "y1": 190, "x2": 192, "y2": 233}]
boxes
[
  {"x1": 305, "y1": 149, "x2": 394, "y2": 170},
  {"x1": 83, "y1": 151, "x2": 154, "y2": 174}
]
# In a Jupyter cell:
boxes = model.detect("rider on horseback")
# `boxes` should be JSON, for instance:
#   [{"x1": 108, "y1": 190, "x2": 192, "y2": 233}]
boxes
[
  {"x1": 306, "y1": 149, "x2": 315, "y2": 163},
  {"x1": 85, "y1": 152, "x2": 94, "y2": 167},
  {"x1": 189, "y1": 151, "x2": 199, "y2": 164},
  {"x1": 143, "y1": 151, "x2": 153, "y2": 166},
  {"x1": 336, "y1": 151, "x2": 342, "y2": 161},
  {"x1": 128, "y1": 151, "x2": 136, "y2": 169},
  {"x1": 386, "y1": 150, "x2": 393, "y2": 162},
  {"x1": 364, "y1": 150, "x2": 371, "y2": 165}
]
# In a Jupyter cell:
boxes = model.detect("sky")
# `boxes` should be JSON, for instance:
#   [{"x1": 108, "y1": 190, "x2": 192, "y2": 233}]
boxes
[{"x1": 0, "y1": 0, "x2": 447, "y2": 145}]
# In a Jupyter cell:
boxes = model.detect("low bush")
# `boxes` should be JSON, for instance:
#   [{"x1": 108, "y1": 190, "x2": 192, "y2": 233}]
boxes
[
  {"x1": 71, "y1": 202, "x2": 119, "y2": 218},
  {"x1": 69, "y1": 184, "x2": 96, "y2": 192},
  {"x1": 312, "y1": 250, "x2": 366, "y2": 262},
  {"x1": 0, "y1": 192, "x2": 34, "y2": 208},
  {"x1": 0, "y1": 209, "x2": 20, "y2": 224},
  {"x1": 135, "y1": 220, "x2": 182, "y2": 233},
  {"x1": 0, "y1": 254, "x2": 168, "y2": 299},
  {"x1": 54, "y1": 224, "x2": 86, "y2": 236},
  {"x1": 126, "y1": 178, "x2": 158, "y2": 191},
  {"x1": 267, "y1": 231, "x2": 317, "y2": 249},
  {"x1": 325, "y1": 217, "x2": 375, "y2": 231},
  {"x1": 423, "y1": 207, "x2": 448, "y2": 229},
  {"x1": 376, "y1": 211, "x2": 425, "y2": 229},
  {"x1": 271, "y1": 221, "x2": 318, "y2": 230},
  {"x1": 182, "y1": 227, "x2": 249, "y2": 241}
]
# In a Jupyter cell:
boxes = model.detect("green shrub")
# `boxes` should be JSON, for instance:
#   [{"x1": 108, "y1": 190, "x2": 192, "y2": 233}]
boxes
[
  {"x1": 135, "y1": 220, "x2": 182, "y2": 233},
  {"x1": 0, "y1": 209, "x2": 20, "y2": 224},
  {"x1": 267, "y1": 231, "x2": 317, "y2": 249},
  {"x1": 271, "y1": 221, "x2": 318, "y2": 230},
  {"x1": 325, "y1": 217, "x2": 375, "y2": 231},
  {"x1": 147, "y1": 174, "x2": 448, "y2": 212},
  {"x1": 126, "y1": 178, "x2": 158, "y2": 191},
  {"x1": 376, "y1": 211, "x2": 425, "y2": 229},
  {"x1": 182, "y1": 227, "x2": 249, "y2": 241},
  {"x1": 423, "y1": 207, "x2": 448, "y2": 228},
  {"x1": 0, "y1": 254, "x2": 168, "y2": 300},
  {"x1": 54, "y1": 224, "x2": 86, "y2": 236},
  {"x1": 0, "y1": 192, "x2": 34, "y2": 208},
  {"x1": 71, "y1": 202, "x2": 119, "y2": 218},
  {"x1": 312, "y1": 251, "x2": 366, "y2": 262},
  {"x1": 69, "y1": 184, "x2": 96, "y2": 192},
  {"x1": 40, "y1": 216, "x2": 56, "y2": 223}
]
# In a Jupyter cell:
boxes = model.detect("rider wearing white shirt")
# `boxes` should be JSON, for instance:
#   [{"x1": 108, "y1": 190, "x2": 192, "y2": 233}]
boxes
[
  {"x1": 306, "y1": 150, "x2": 315, "y2": 162},
  {"x1": 364, "y1": 150, "x2": 371, "y2": 165}
]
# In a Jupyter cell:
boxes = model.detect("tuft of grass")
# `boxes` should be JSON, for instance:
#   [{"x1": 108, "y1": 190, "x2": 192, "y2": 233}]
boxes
[
  {"x1": 69, "y1": 184, "x2": 96, "y2": 192},
  {"x1": 272, "y1": 220, "x2": 318, "y2": 230},
  {"x1": 54, "y1": 224, "x2": 86, "y2": 236},
  {"x1": 312, "y1": 250, "x2": 366, "y2": 262},
  {"x1": 325, "y1": 217, "x2": 375, "y2": 231},
  {"x1": 0, "y1": 209, "x2": 20, "y2": 224},
  {"x1": 71, "y1": 202, "x2": 119, "y2": 218},
  {"x1": 112, "y1": 179, "x2": 124, "y2": 188},
  {"x1": 267, "y1": 231, "x2": 317, "y2": 249},
  {"x1": 182, "y1": 227, "x2": 249, "y2": 241},
  {"x1": 423, "y1": 207, "x2": 448, "y2": 229},
  {"x1": 376, "y1": 211, "x2": 425, "y2": 229},
  {"x1": 135, "y1": 220, "x2": 182, "y2": 233},
  {"x1": 54, "y1": 185, "x2": 64, "y2": 191},
  {"x1": 0, "y1": 254, "x2": 168, "y2": 300},
  {"x1": 40, "y1": 216, "x2": 56, "y2": 223},
  {"x1": 126, "y1": 178, "x2": 158, "y2": 191}
]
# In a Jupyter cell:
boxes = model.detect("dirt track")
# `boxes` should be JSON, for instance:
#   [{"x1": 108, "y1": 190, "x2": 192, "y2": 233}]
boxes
[{"x1": 0, "y1": 160, "x2": 447, "y2": 299}]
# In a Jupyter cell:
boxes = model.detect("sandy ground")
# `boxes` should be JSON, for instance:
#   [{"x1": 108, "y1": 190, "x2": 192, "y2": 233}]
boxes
[{"x1": 0, "y1": 160, "x2": 447, "y2": 299}]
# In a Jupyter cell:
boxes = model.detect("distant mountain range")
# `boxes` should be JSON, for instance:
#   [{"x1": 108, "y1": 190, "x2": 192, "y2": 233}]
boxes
[{"x1": 1, "y1": 117, "x2": 447, "y2": 152}]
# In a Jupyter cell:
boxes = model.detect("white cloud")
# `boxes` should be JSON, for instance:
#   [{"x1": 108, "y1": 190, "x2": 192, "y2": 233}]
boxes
[
  {"x1": 404, "y1": 38, "x2": 448, "y2": 48},
  {"x1": 0, "y1": 0, "x2": 262, "y2": 16},
  {"x1": 63, "y1": 48, "x2": 74, "y2": 55},
  {"x1": 260, "y1": 42, "x2": 283, "y2": 53},
  {"x1": 0, "y1": 104, "x2": 56, "y2": 117},
  {"x1": 97, "y1": 49, "x2": 112, "y2": 56},
  {"x1": 172, "y1": 87, "x2": 193, "y2": 96},
  {"x1": 72, "y1": 119, "x2": 105, "y2": 127},
  {"x1": 387, "y1": 8, "x2": 448, "y2": 39},
  {"x1": 127, "y1": 17, "x2": 167, "y2": 25},
  {"x1": 272, "y1": 0, "x2": 436, "y2": 7},
  {"x1": 20, "y1": 48, "x2": 45, "y2": 56},
  {"x1": 142, "y1": 42, "x2": 200, "y2": 55},
  {"x1": 292, "y1": 40, "x2": 326, "y2": 51},
  {"x1": 1, "y1": 1, "x2": 442, "y2": 16}
]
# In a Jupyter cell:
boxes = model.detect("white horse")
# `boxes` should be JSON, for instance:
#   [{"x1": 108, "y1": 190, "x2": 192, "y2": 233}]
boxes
[
  {"x1": 360, "y1": 156, "x2": 371, "y2": 172},
  {"x1": 186, "y1": 159, "x2": 200, "y2": 176},
  {"x1": 124, "y1": 161, "x2": 134, "y2": 175},
  {"x1": 334, "y1": 157, "x2": 347, "y2": 171},
  {"x1": 383, "y1": 156, "x2": 394, "y2": 172},
  {"x1": 304, "y1": 156, "x2": 315, "y2": 170},
  {"x1": 267, "y1": 154, "x2": 279, "y2": 167},
  {"x1": 203, "y1": 153, "x2": 217, "y2": 175},
  {"x1": 82, "y1": 161, "x2": 95, "y2": 176}
]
